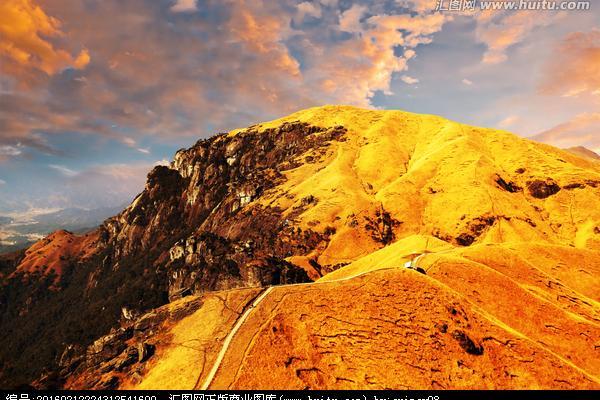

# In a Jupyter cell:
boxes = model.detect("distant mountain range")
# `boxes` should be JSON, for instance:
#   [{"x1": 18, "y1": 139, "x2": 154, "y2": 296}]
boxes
[
  {"x1": 565, "y1": 146, "x2": 600, "y2": 161},
  {"x1": 0, "y1": 205, "x2": 125, "y2": 254}
]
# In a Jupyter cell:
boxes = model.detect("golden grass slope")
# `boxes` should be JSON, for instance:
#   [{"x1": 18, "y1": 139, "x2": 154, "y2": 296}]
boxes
[
  {"x1": 11, "y1": 230, "x2": 98, "y2": 283},
  {"x1": 76, "y1": 105, "x2": 600, "y2": 389},
  {"x1": 211, "y1": 266, "x2": 599, "y2": 389},
  {"x1": 233, "y1": 105, "x2": 600, "y2": 270},
  {"x1": 127, "y1": 249, "x2": 600, "y2": 389}
]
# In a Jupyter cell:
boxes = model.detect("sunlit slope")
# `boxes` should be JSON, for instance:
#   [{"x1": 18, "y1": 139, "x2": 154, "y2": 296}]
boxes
[
  {"x1": 118, "y1": 241, "x2": 600, "y2": 389},
  {"x1": 11, "y1": 230, "x2": 98, "y2": 282},
  {"x1": 307, "y1": 236, "x2": 600, "y2": 388},
  {"x1": 126, "y1": 288, "x2": 262, "y2": 390},
  {"x1": 128, "y1": 266, "x2": 599, "y2": 389},
  {"x1": 235, "y1": 105, "x2": 600, "y2": 269},
  {"x1": 58, "y1": 105, "x2": 600, "y2": 390}
]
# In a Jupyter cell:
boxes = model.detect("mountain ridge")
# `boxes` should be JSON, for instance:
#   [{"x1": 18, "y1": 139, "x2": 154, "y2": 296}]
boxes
[
  {"x1": 0, "y1": 205, "x2": 125, "y2": 255},
  {"x1": 565, "y1": 145, "x2": 600, "y2": 161},
  {"x1": 1, "y1": 105, "x2": 599, "y2": 389}
]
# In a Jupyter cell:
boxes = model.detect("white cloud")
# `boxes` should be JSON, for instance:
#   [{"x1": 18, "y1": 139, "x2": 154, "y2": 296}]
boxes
[
  {"x1": 296, "y1": 1, "x2": 322, "y2": 22},
  {"x1": 339, "y1": 4, "x2": 367, "y2": 33},
  {"x1": 0, "y1": 179, "x2": 5, "y2": 185},
  {"x1": 401, "y1": 75, "x2": 419, "y2": 85},
  {"x1": 2, "y1": 159, "x2": 171, "y2": 213},
  {"x1": 0, "y1": 0, "x2": 90, "y2": 75},
  {"x1": 538, "y1": 29, "x2": 600, "y2": 102},
  {"x1": 122, "y1": 137, "x2": 136, "y2": 147},
  {"x1": 533, "y1": 112, "x2": 600, "y2": 149},
  {"x1": 308, "y1": 9, "x2": 449, "y2": 105},
  {"x1": 49, "y1": 164, "x2": 78, "y2": 177},
  {"x1": 0, "y1": 145, "x2": 22, "y2": 156},
  {"x1": 1, "y1": 0, "x2": 453, "y2": 158},
  {"x1": 121, "y1": 137, "x2": 150, "y2": 154},
  {"x1": 462, "y1": 78, "x2": 473, "y2": 86},
  {"x1": 3, "y1": 206, "x2": 62, "y2": 222},
  {"x1": 498, "y1": 115, "x2": 520, "y2": 128},
  {"x1": 54, "y1": 160, "x2": 170, "y2": 209},
  {"x1": 475, "y1": 11, "x2": 563, "y2": 65},
  {"x1": 170, "y1": 0, "x2": 196, "y2": 13},
  {"x1": 396, "y1": 0, "x2": 434, "y2": 13}
]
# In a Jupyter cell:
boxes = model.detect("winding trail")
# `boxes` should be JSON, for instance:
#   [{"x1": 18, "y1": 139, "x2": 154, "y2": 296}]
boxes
[
  {"x1": 198, "y1": 286, "x2": 274, "y2": 389},
  {"x1": 198, "y1": 247, "x2": 600, "y2": 388},
  {"x1": 199, "y1": 252, "x2": 431, "y2": 390}
]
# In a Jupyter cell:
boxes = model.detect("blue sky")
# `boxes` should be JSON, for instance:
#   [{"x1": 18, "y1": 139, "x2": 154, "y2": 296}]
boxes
[{"x1": 0, "y1": 0, "x2": 598, "y2": 214}]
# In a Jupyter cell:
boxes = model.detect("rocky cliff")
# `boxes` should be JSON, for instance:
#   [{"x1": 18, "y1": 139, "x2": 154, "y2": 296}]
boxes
[
  {"x1": 1, "y1": 106, "x2": 599, "y2": 389},
  {"x1": 0, "y1": 120, "x2": 343, "y2": 387}
]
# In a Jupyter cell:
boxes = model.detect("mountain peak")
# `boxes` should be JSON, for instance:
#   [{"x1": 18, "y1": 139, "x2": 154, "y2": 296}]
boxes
[
  {"x1": 565, "y1": 145, "x2": 600, "y2": 161},
  {"x1": 229, "y1": 105, "x2": 434, "y2": 137}
]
